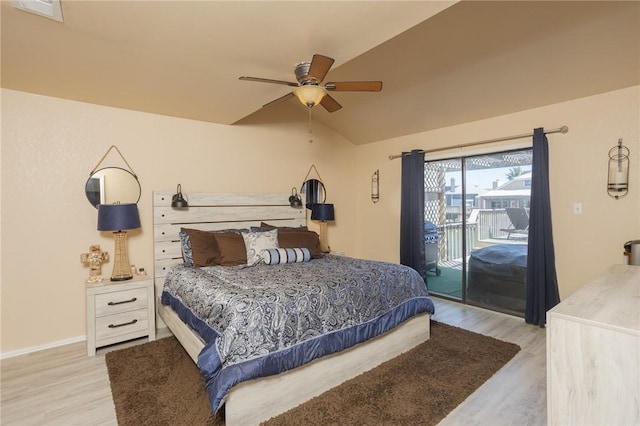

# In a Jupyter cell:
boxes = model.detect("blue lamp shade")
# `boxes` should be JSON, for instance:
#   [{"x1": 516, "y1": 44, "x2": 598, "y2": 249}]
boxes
[
  {"x1": 311, "y1": 203, "x2": 335, "y2": 221},
  {"x1": 97, "y1": 203, "x2": 141, "y2": 231}
]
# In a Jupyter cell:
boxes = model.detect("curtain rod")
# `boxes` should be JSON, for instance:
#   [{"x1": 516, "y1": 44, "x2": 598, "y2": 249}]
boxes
[{"x1": 388, "y1": 125, "x2": 569, "y2": 160}]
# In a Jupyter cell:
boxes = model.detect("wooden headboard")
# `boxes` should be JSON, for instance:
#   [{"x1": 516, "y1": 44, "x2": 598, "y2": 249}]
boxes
[{"x1": 152, "y1": 191, "x2": 306, "y2": 299}]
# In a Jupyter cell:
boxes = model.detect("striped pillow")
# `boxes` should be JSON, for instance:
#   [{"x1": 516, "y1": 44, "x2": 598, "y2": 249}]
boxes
[{"x1": 261, "y1": 248, "x2": 311, "y2": 265}]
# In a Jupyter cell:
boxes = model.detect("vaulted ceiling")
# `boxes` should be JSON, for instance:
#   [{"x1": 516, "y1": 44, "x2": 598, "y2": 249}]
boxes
[{"x1": 2, "y1": 1, "x2": 639, "y2": 145}]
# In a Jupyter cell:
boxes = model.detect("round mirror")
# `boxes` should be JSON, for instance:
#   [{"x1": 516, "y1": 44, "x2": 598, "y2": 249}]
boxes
[
  {"x1": 85, "y1": 167, "x2": 141, "y2": 208},
  {"x1": 300, "y1": 179, "x2": 326, "y2": 210}
]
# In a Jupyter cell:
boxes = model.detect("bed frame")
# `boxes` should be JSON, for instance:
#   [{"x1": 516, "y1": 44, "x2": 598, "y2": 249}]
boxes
[{"x1": 153, "y1": 191, "x2": 431, "y2": 425}]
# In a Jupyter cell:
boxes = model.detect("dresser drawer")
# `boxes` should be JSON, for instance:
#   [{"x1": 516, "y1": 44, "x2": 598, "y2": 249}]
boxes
[
  {"x1": 95, "y1": 309, "x2": 149, "y2": 341},
  {"x1": 94, "y1": 287, "x2": 148, "y2": 317}
]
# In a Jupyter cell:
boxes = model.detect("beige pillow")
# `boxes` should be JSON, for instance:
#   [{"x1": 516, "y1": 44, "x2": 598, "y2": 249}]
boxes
[{"x1": 241, "y1": 229, "x2": 279, "y2": 266}]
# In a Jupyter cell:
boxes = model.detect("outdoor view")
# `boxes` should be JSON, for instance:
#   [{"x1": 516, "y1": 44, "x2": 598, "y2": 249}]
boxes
[{"x1": 424, "y1": 149, "x2": 532, "y2": 315}]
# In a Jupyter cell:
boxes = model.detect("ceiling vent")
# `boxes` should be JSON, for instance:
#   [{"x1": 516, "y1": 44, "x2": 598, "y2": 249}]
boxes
[{"x1": 12, "y1": 0, "x2": 63, "y2": 22}]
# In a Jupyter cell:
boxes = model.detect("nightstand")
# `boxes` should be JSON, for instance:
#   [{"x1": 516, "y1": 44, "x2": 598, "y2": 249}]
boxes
[{"x1": 86, "y1": 275, "x2": 156, "y2": 356}]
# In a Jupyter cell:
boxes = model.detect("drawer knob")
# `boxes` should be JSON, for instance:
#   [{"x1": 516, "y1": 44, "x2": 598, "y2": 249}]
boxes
[
  {"x1": 108, "y1": 297, "x2": 137, "y2": 306},
  {"x1": 108, "y1": 319, "x2": 138, "y2": 328}
]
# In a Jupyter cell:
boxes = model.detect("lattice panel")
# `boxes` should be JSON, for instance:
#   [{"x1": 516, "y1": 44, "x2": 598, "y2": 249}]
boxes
[
  {"x1": 424, "y1": 163, "x2": 445, "y2": 224},
  {"x1": 424, "y1": 162, "x2": 448, "y2": 262}
]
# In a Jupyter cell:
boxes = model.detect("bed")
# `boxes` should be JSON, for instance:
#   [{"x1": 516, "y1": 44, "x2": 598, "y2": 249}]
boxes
[
  {"x1": 466, "y1": 243, "x2": 527, "y2": 313},
  {"x1": 153, "y1": 191, "x2": 434, "y2": 425}
]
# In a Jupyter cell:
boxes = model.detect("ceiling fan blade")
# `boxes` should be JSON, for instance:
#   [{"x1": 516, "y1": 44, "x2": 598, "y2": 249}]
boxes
[
  {"x1": 263, "y1": 92, "x2": 295, "y2": 108},
  {"x1": 325, "y1": 81, "x2": 383, "y2": 91},
  {"x1": 320, "y1": 94, "x2": 342, "y2": 113},
  {"x1": 307, "y1": 54, "x2": 335, "y2": 83},
  {"x1": 239, "y1": 76, "x2": 298, "y2": 87}
]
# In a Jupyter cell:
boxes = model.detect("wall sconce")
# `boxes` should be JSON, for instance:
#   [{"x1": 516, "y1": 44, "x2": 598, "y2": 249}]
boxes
[
  {"x1": 171, "y1": 184, "x2": 189, "y2": 208},
  {"x1": 607, "y1": 138, "x2": 629, "y2": 199},
  {"x1": 371, "y1": 169, "x2": 380, "y2": 203},
  {"x1": 289, "y1": 187, "x2": 303, "y2": 208}
]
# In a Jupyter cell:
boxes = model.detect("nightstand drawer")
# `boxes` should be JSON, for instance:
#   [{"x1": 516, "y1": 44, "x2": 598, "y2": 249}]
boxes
[
  {"x1": 95, "y1": 309, "x2": 149, "y2": 341},
  {"x1": 95, "y1": 287, "x2": 148, "y2": 317}
]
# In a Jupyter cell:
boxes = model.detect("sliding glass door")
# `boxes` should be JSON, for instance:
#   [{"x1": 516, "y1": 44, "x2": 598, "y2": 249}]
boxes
[{"x1": 424, "y1": 149, "x2": 532, "y2": 316}]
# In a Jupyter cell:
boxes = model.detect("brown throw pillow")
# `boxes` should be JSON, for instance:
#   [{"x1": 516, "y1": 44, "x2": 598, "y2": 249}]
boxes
[
  {"x1": 181, "y1": 228, "x2": 220, "y2": 267},
  {"x1": 212, "y1": 232, "x2": 247, "y2": 266},
  {"x1": 277, "y1": 229, "x2": 322, "y2": 259},
  {"x1": 260, "y1": 222, "x2": 308, "y2": 231}
]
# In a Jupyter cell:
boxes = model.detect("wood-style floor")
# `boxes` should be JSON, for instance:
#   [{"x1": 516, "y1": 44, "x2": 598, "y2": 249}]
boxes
[{"x1": 0, "y1": 298, "x2": 547, "y2": 425}]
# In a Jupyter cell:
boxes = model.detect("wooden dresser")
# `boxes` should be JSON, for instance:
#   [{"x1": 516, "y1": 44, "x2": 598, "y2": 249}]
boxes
[{"x1": 547, "y1": 264, "x2": 639, "y2": 425}]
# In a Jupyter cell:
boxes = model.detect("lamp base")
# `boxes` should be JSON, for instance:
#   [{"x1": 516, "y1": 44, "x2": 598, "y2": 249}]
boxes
[
  {"x1": 319, "y1": 221, "x2": 331, "y2": 253},
  {"x1": 110, "y1": 231, "x2": 133, "y2": 281},
  {"x1": 110, "y1": 275, "x2": 133, "y2": 282}
]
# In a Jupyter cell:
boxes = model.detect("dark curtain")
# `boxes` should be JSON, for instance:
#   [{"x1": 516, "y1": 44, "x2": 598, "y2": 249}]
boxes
[
  {"x1": 400, "y1": 150, "x2": 427, "y2": 283},
  {"x1": 525, "y1": 128, "x2": 561, "y2": 326}
]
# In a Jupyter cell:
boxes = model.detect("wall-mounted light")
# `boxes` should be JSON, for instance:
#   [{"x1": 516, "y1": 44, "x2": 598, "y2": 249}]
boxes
[
  {"x1": 171, "y1": 184, "x2": 189, "y2": 208},
  {"x1": 607, "y1": 138, "x2": 629, "y2": 199},
  {"x1": 289, "y1": 187, "x2": 303, "y2": 208},
  {"x1": 371, "y1": 169, "x2": 380, "y2": 203}
]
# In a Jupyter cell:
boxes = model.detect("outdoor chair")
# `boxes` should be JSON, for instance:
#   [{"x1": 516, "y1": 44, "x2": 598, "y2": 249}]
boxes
[{"x1": 500, "y1": 207, "x2": 529, "y2": 239}]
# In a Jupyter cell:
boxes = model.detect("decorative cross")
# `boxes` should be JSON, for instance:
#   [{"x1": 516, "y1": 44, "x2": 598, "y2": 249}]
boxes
[{"x1": 81, "y1": 244, "x2": 109, "y2": 283}]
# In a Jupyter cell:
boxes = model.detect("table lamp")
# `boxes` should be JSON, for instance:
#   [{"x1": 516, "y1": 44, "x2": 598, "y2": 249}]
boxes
[
  {"x1": 97, "y1": 203, "x2": 141, "y2": 281},
  {"x1": 311, "y1": 203, "x2": 335, "y2": 253}
]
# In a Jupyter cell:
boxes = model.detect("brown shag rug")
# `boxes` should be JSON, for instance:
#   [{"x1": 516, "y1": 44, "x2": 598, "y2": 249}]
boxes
[{"x1": 106, "y1": 321, "x2": 520, "y2": 426}]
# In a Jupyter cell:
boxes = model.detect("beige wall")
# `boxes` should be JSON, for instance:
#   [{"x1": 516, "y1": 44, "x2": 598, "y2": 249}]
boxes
[
  {"x1": 352, "y1": 85, "x2": 640, "y2": 300},
  {"x1": 2, "y1": 85, "x2": 638, "y2": 355},
  {"x1": 0, "y1": 89, "x2": 356, "y2": 354}
]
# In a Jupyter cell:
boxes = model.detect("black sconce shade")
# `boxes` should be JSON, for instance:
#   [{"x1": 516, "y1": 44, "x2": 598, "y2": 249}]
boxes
[
  {"x1": 172, "y1": 184, "x2": 188, "y2": 208},
  {"x1": 289, "y1": 187, "x2": 303, "y2": 208}
]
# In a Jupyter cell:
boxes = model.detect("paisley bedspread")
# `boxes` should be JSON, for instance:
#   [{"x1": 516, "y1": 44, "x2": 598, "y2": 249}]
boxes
[{"x1": 161, "y1": 254, "x2": 434, "y2": 413}]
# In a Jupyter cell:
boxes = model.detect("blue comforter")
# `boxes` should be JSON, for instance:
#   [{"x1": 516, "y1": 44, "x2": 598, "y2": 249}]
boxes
[{"x1": 161, "y1": 255, "x2": 434, "y2": 413}]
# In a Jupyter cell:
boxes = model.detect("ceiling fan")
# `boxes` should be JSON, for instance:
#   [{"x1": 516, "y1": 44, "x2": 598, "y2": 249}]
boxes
[{"x1": 239, "y1": 54, "x2": 383, "y2": 113}]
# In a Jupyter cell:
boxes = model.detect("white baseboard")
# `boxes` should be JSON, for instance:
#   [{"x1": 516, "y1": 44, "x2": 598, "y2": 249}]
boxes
[
  {"x1": 1, "y1": 335, "x2": 86, "y2": 360},
  {"x1": 1, "y1": 326, "x2": 172, "y2": 360}
]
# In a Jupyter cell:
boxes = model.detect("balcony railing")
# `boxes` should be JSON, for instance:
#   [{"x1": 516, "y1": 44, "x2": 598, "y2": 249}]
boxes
[{"x1": 431, "y1": 209, "x2": 524, "y2": 262}]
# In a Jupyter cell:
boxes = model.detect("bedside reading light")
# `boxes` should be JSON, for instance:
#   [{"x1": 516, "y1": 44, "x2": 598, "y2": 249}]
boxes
[
  {"x1": 97, "y1": 203, "x2": 141, "y2": 281},
  {"x1": 311, "y1": 203, "x2": 335, "y2": 253},
  {"x1": 171, "y1": 184, "x2": 189, "y2": 208},
  {"x1": 289, "y1": 187, "x2": 303, "y2": 208}
]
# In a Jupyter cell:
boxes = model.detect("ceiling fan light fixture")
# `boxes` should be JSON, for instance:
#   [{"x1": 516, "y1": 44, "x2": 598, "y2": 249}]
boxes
[
  {"x1": 293, "y1": 85, "x2": 327, "y2": 108},
  {"x1": 239, "y1": 54, "x2": 380, "y2": 113}
]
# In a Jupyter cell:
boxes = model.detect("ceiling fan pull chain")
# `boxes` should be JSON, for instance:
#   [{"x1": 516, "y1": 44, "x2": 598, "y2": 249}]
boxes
[{"x1": 308, "y1": 106, "x2": 313, "y2": 143}]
